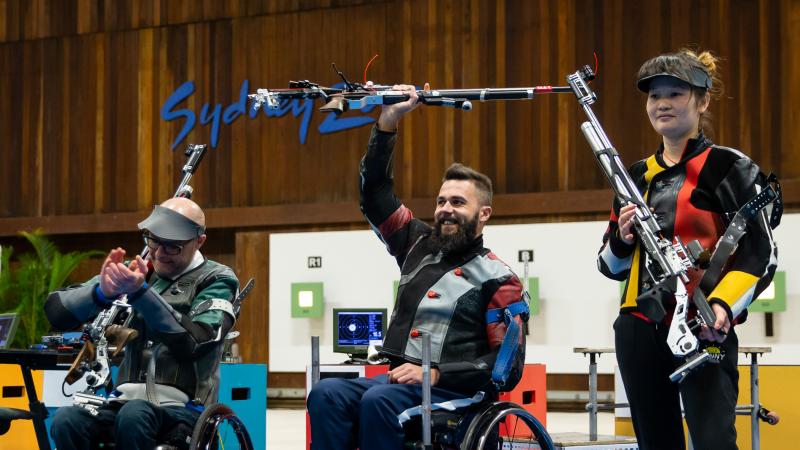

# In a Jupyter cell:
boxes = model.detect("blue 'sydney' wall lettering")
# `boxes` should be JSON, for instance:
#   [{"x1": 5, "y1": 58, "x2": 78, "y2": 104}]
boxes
[{"x1": 160, "y1": 80, "x2": 376, "y2": 149}]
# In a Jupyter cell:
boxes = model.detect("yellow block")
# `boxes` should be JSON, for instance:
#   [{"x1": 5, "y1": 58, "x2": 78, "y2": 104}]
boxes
[
  {"x1": 0, "y1": 364, "x2": 44, "y2": 450},
  {"x1": 735, "y1": 365, "x2": 799, "y2": 450},
  {"x1": 615, "y1": 365, "x2": 800, "y2": 449}
]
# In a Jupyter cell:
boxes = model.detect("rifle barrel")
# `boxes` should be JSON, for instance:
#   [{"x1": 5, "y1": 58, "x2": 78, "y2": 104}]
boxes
[
  {"x1": 257, "y1": 85, "x2": 572, "y2": 107},
  {"x1": 420, "y1": 86, "x2": 572, "y2": 101}
]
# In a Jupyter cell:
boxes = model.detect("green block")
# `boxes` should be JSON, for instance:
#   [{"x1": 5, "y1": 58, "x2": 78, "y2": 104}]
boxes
[
  {"x1": 526, "y1": 277, "x2": 540, "y2": 315},
  {"x1": 748, "y1": 271, "x2": 786, "y2": 313},
  {"x1": 393, "y1": 280, "x2": 399, "y2": 305},
  {"x1": 291, "y1": 282, "x2": 324, "y2": 317}
]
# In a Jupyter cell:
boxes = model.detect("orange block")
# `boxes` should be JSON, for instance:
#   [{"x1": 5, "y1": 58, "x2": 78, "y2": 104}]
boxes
[{"x1": 498, "y1": 363, "x2": 547, "y2": 438}]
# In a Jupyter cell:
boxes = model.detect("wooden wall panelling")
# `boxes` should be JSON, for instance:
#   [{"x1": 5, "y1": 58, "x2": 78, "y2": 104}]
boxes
[
  {"x1": 19, "y1": 39, "x2": 43, "y2": 219},
  {"x1": 69, "y1": 34, "x2": 98, "y2": 215},
  {"x1": 94, "y1": 29, "x2": 133, "y2": 213},
  {"x1": 207, "y1": 20, "x2": 234, "y2": 208},
  {"x1": 441, "y1": 0, "x2": 456, "y2": 178},
  {"x1": 0, "y1": 187, "x2": 619, "y2": 237},
  {"x1": 0, "y1": 0, "x2": 388, "y2": 43},
  {"x1": 229, "y1": 15, "x2": 256, "y2": 208},
  {"x1": 294, "y1": 9, "x2": 327, "y2": 204},
  {"x1": 93, "y1": 32, "x2": 107, "y2": 212},
  {"x1": 782, "y1": 0, "x2": 800, "y2": 179},
  {"x1": 137, "y1": 27, "x2": 155, "y2": 210},
  {"x1": 757, "y1": 0, "x2": 779, "y2": 174},
  {"x1": 0, "y1": 0, "x2": 797, "y2": 221},
  {"x1": 247, "y1": 11, "x2": 296, "y2": 207},
  {"x1": 421, "y1": 0, "x2": 450, "y2": 197},
  {"x1": 493, "y1": 0, "x2": 507, "y2": 193},
  {"x1": 0, "y1": 42, "x2": 23, "y2": 217},
  {"x1": 235, "y1": 230, "x2": 269, "y2": 365},
  {"x1": 160, "y1": 24, "x2": 188, "y2": 202},
  {"x1": 534, "y1": 0, "x2": 556, "y2": 192},
  {"x1": 398, "y1": 0, "x2": 414, "y2": 200},
  {"x1": 3, "y1": 0, "x2": 800, "y2": 392},
  {"x1": 505, "y1": 0, "x2": 560, "y2": 194}
]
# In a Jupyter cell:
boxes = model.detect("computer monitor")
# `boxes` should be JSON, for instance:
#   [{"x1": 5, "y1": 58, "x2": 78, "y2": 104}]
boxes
[
  {"x1": 0, "y1": 313, "x2": 19, "y2": 349},
  {"x1": 332, "y1": 308, "x2": 387, "y2": 357}
]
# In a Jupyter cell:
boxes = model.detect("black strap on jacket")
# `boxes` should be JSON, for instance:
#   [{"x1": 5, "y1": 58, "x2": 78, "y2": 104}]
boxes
[
  {"x1": 699, "y1": 185, "x2": 779, "y2": 295},
  {"x1": 765, "y1": 173, "x2": 783, "y2": 229}
]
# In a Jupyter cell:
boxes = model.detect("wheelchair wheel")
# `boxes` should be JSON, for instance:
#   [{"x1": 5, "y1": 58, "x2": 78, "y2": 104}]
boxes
[
  {"x1": 190, "y1": 403, "x2": 254, "y2": 450},
  {"x1": 460, "y1": 402, "x2": 554, "y2": 450}
]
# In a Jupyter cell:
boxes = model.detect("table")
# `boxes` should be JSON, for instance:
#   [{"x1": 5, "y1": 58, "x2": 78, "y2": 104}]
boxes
[{"x1": 0, "y1": 349, "x2": 75, "y2": 450}]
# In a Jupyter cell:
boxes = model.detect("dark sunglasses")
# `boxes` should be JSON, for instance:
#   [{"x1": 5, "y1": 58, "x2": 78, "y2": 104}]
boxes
[{"x1": 142, "y1": 234, "x2": 192, "y2": 256}]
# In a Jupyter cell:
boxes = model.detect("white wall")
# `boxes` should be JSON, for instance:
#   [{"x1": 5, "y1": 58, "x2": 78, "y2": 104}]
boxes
[{"x1": 269, "y1": 214, "x2": 800, "y2": 373}]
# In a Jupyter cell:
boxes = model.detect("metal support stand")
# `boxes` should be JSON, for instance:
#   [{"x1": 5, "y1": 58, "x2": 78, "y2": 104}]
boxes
[
  {"x1": 734, "y1": 347, "x2": 772, "y2": 450},
  {"x1": 575, "y1": 347, "x2": 626, "y2": 442},
  {"x1": 750, "y1": 351, "x2": 761, "y2": 450},
  {"x1": 522, "y1": 254, "x2": 531, "y2": 335},
  {"x1": 311, "y1": 336, "x2": 320, "y2": 389},
  {"x1": 588, "y1": 351, "x2": 598, "y2": 441},
  {"x1": 421, "y1": 331, "x2": 432, "y2": 450},
  {"x1": 575, "y1": 346, "x2": 772, "y2": 449}
]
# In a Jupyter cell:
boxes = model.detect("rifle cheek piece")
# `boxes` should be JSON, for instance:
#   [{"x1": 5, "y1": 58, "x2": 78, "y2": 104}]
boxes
[{"x1": 320, "y1": 97, "x2": 347, "y2": 115}]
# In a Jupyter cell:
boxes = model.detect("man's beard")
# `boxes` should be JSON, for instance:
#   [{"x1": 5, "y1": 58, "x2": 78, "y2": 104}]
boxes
[{"x1": 430, "y1": 212, "x2": 480, "y2": 255}]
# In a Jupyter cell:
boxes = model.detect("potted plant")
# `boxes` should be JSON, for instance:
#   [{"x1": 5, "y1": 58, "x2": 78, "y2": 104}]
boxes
[{"x1": 0, "y1": 230, "x2": 101, "y2": 348}]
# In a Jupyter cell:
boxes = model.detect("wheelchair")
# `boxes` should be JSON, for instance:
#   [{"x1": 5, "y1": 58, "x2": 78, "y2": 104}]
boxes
[
  {"x1": 0, "y1": 398, "x2": 253, "y2": 450},
  {"x1": 402, "y1": 398, "x2": 554, "y2": 450},
  {"x1": 402, "y1": 306, "x2": 551, "y2": 449},
  {"x1": 182, "y1": 402, "x2": 254, "y2": 450},
  {"x1": 0, "y1": 279, "x2": 257, "y2": 450},
  {"x1": 309, "y1": 300, "x2": 547, "y2": 449},
  {"x1": 67, "y1": 402, "x2": 253, "y2": 450},
  {"x1": 99, "y1": 281, "x2": 258, "y2": 450}
]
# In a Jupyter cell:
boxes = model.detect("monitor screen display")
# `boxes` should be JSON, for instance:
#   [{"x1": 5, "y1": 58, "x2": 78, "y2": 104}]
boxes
[
  {"x1": 333, "y1": 309, "x2": 387, "y2": 355},
  {"x1": 0, "y1": 313, "x2": 19, "y2": 349}
]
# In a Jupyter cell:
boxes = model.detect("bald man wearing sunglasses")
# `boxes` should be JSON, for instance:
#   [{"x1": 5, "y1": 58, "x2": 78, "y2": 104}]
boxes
[{"x1": 45, "y1": 197, "x2": 239, "y2": 450}]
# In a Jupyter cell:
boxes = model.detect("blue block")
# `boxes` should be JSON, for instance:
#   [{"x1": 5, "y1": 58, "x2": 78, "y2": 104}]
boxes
[
  {"x1": 44, "y1": 406, "x2": 57, "y2": 449},
  {"x1": 219, "y1": 363, "x2": 267, "y2": 449}
]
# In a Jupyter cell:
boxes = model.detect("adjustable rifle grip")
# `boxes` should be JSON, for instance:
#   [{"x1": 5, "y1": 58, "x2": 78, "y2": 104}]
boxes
[{"x1": 65, "y1": 341, "x2": 96, "y2": 385}]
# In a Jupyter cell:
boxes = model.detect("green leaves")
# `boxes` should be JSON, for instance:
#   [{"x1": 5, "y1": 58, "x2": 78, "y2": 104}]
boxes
[{"x1": 0, "y1": 230, "x2": 101, "y2": 348}]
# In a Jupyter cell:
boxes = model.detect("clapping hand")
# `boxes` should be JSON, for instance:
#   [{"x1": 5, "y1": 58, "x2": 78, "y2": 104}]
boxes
[{"x1": 99, "y1": 248, "x2": 149, "y2": 297}]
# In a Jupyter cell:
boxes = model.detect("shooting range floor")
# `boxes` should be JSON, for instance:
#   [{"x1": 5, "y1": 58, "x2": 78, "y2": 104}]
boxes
[{"x1": 266, "y1": 408, "x2": 615, "y2": 450}]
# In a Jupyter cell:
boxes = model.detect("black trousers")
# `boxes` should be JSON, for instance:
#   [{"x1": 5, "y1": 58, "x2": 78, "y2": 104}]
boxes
[
  {"x1": 614, "y1": 313, "x2": 739, "y2": 450},
  {"x1": 50, "y1": 399, "x2": 200, "y2": 450}
]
